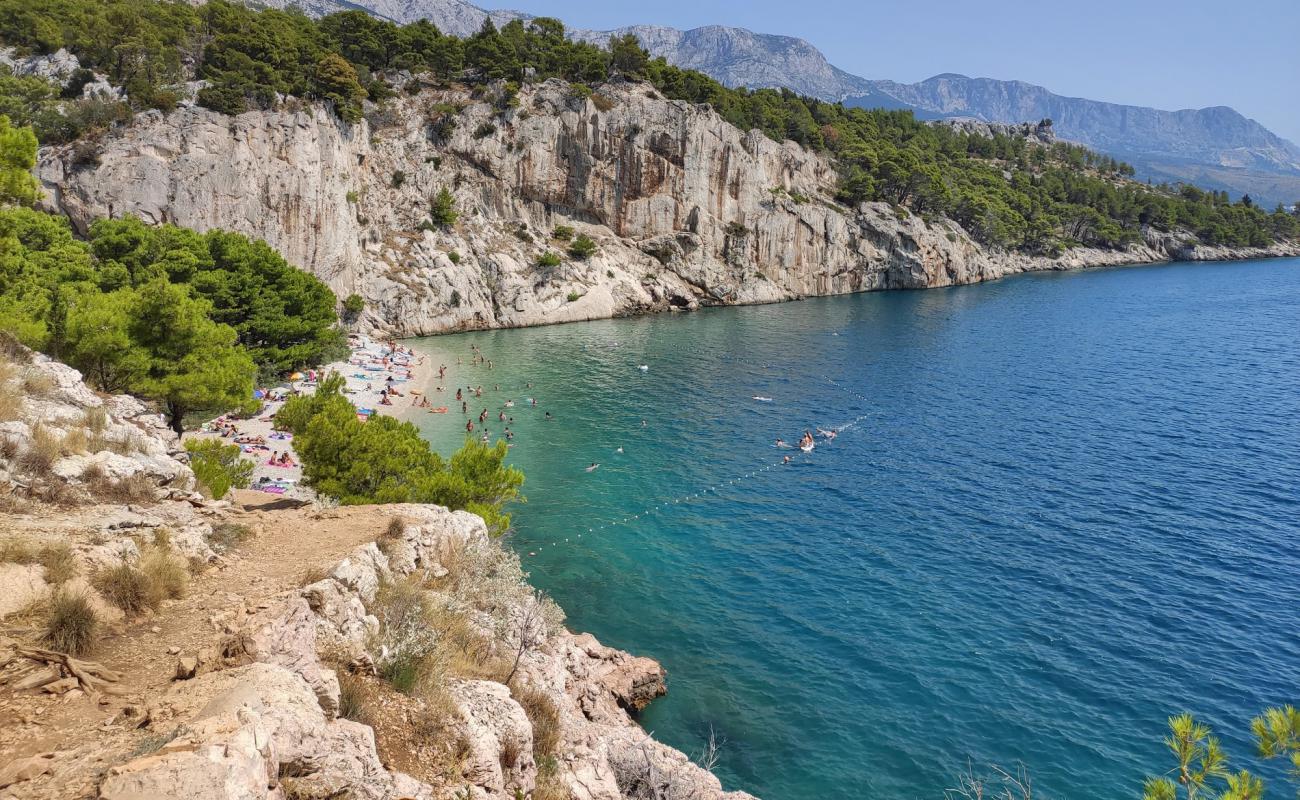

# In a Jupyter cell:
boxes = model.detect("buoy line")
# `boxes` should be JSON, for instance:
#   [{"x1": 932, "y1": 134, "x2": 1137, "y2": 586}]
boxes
[{"x1": 529, "y1": 403, "x2": 876, "y2": 553}]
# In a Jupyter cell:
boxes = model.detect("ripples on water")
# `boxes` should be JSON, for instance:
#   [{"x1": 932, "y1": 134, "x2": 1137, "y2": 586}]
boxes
[{"x1": 411, "y1": 258, "x2": 1300, "y2": 800}]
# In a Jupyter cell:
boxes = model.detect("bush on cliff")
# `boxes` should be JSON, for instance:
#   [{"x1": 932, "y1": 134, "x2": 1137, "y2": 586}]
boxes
[
  {"x1": 275, "y1": 373, "x2": 524, "y2": 535},
  {"x1": 185, "y1": 438, "x2": 253, "y2": 499}
]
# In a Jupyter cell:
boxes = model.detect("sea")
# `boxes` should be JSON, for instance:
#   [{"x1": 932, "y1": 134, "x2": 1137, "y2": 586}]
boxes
[{"x1": 408, "y1": 257, "x2": 1300, "y2": 800}]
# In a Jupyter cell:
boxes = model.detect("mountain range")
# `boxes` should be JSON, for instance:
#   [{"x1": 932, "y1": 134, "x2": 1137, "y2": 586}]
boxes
[{"x1": 249, "y1": 0, "x2": 1300, "y2": 208}]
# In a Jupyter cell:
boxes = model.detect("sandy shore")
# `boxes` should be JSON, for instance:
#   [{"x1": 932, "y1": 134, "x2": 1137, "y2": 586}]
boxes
[{"x1": 187, "y1": 335, "x2": 435, "y2": 501}]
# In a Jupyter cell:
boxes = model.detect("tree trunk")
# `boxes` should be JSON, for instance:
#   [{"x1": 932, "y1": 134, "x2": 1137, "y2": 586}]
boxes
[{"x1": 167, "y1": 402, "x2": 185, "y2": 435}]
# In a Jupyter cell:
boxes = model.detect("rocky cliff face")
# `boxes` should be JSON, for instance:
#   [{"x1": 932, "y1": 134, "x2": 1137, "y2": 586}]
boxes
[{"x1": 37, "y1": 79, "x2": 1300, "y2": 338}]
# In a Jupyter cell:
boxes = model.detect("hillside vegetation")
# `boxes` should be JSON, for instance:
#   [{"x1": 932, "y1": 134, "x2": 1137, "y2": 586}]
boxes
[{"x1": 0, "y1": 0, "x2": 1296, "y2": 255}]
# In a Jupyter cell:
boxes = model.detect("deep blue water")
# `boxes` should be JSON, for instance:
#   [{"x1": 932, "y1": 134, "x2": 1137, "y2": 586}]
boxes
[{"x1": 410, "y1": 257, "x2": 1300, "y2": 800}]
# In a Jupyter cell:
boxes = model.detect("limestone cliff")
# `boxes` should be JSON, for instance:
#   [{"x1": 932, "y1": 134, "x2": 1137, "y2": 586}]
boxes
[{"x1": 37, "y1": 79, "x2": 1300, "y2": 337}]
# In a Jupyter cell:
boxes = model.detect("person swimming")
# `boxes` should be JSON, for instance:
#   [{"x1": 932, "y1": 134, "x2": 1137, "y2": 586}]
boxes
[
  {"x1": 585, "y1": 463, "x2": 599, "y2": 472},
  {"x1": 615, "y1": 447, "x2": 623, "y2": 454},
  {"x1": 545, "y1": 412, "x2": 553, "y2": 420},
  {"x1": 775, "y1": 438, "x2": 787, "y2": 448}
]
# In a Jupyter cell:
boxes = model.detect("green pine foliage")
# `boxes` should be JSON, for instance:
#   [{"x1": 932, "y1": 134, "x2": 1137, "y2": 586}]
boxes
[
  {"x1": 274, "y1": 373, "x2": 524, "y2": 535},
  {"x1": 185, "y1": 437, "x2": 253, "y2": 499},
  {"x1": 567, "y1": 234, "x2": 597, "y2": 260},
  {"x1": 0, "y1": 1, "x2": 1295, "y2": 253},
  {"x1": 0, "y1": 117, "x2": 344, "y2": 429},
  {"x1": 429, "y1": 187, "x2": 458, "y2": 228}
]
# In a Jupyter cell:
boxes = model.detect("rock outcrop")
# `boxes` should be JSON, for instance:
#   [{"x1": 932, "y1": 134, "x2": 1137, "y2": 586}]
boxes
[
  {"x1": 0, "y1": 341, "x2": 201, "y2": 511},
  {"x1": 39, "y1": 80, "x2": 1298, "y2": 338},
  {"x1": 91, "y1": 503, "x2": 752, "y2": 800}
]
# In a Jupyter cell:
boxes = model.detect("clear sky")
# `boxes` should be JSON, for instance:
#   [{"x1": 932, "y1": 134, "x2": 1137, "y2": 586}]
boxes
[{"x1": 489, "y1": 0, "x2": 1300, "y2": 143}]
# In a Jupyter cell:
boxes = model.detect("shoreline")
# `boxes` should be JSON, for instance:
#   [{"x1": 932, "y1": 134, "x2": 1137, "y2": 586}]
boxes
[{"x1": 368, "y1": 247, "x2": 1300, "y2": 340}]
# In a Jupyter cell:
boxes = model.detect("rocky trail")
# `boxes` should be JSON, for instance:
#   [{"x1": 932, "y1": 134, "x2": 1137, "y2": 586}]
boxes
[{"x1": 0, "y1": 499, "x2": 402, "y2": 798}]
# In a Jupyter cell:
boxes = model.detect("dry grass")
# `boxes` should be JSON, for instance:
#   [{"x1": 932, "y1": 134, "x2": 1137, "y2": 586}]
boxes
[
  {"x1": 61, "y1": 427, "x2": 89, "y2": 454},
  {"x1": 82, "y1": 407, "x2": 108, "y2": 435},
  {"x1": 42, "y1": 589, "x2": 99, "y2": 655},
  {"x1": 88, "y1": 471, "x2": 158, "y2": 504},
  {"x1": 0, "y1": 538, "x2": 37, "y2": 564},
  {"x1": 512, "y1": 683, "x2": 561, "y2": 763},
  {"x1": 0, "y1": 433, "x2": 18, "y2": 460},
  {"x1": 0, "y1": 361, "x2": 20, "y2": 421},
  {"x1": 21, "y1": 368, "x2": 55, "y2": 397},
  {"x1": 498, "y1": 730, "x2": 524, "y2": 770},
  {"x1": 209, "y1": 522, "x2": 253, "y2": 553},
  {"x1": 534, "y1": 774, "x2": 572, "y2": 800},
  {"x1": 409, "y1": 679, "x2": 467, "y2": 755},
  {"x1": 376, "y1": 516, "x2": 406, "y2": 555},
  {"x1": 20, "y1": 424, "x2": 61, "y2": 476},
  {"x1": 139, "y1": 545, "x2": 188, "y2": 601},
  {"x1": 39, "y1": 543, "x2": 77, "y2": 584},
  {"x1": 337, "y1": 671, "x2": 371, "y2": 724},
  {"x1": 94, "y1": 563, "x2": 157, "y2": 616},
  {"x1": 300, "y1": 565, "x2": 330, "y2": 586}
]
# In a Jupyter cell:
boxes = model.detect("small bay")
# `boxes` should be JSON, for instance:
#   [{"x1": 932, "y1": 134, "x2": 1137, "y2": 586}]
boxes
[{"x1": 409, "y1": 258, "x2": 1300, "y2": 800}]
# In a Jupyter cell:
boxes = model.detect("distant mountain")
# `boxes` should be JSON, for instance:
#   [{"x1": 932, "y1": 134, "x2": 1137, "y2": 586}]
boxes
[
  {"x1": 249, "y1": 0, "x2": 1300, "y2": 207},
  {"x1": 859, "y1": 75, "x2": 1300, "y2": 173},
  {"x1": 566, "y1": 24, "x2": 873, "y2": 101}
]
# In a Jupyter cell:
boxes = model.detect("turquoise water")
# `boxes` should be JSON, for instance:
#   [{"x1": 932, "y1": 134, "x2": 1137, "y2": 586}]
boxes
[{"x1": 410, "y1": 257, "x2": 1300, "y2": 800}]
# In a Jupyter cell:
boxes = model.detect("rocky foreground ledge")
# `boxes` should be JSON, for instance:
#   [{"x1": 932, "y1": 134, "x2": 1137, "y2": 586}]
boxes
[
  {"x1": 95, "y1": 505, "x2": 748, "y2": 800},
  {"x1": 0, "y1": 348, "x2": 753, "y2": 800}
]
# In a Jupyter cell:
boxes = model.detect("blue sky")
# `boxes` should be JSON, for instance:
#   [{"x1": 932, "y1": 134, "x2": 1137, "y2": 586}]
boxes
[{"x1": 493, "y1": 0, "x2": 1300, "y2": 143}]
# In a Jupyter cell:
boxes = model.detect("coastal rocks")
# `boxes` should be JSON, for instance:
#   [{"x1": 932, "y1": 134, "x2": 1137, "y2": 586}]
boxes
[
  {"x1": 128, "y1": 661, "x2": 432, "y2": 800},
  {"x1": 201, "y1": 501, "x2": 751, "y2": 800},
  {"x1": 562, "y1": 632, "x2": 667, "y2": 719},
  {"x1": 40, "y1": 79, "x2": 1295, "y2": 338},
  {"x1": 451, "y1": 679, "x2": 536, "y2": 797}
]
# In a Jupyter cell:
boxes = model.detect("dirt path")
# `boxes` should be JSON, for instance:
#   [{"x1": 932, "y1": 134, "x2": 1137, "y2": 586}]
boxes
[{"x1": 0, "y1": 498, "x2": 404, "y2": 799}]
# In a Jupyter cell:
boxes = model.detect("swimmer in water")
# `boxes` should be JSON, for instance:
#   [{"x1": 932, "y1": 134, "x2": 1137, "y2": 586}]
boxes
[
  {"x1": 615, "y1": 447, "x2": 623, "y2": 454},
  {"x1": 783, "y1": 455, "x2": 792, "y2": 464},
  {"x1": 545, "y1": 412, "x2": 553, "y2": 420},
  {"x1": 585, "y1": 463, "x2": 599, "y2": 472},
  {"x1": 775, "y1": 438, "x2": 787, "y2": 448}
]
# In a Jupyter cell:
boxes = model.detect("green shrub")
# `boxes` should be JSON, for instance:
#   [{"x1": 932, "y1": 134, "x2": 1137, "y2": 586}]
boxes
[
  {"x1": 447, "y1": 250, "x2": 461, "y2": 264},
  {"x1": 390, "y1": 170, "x2": 406, "y2": 188},
  {"x1": 342, "y1": 293, "x2": 365, "y2": 318},
  {"x1": 551, "y1": 225, "x2": 574, "y2": 241},
  {"x1": 429, "y1": 187, "x2": 457, "y2": 228},
  {"x1": 345, "y1": 190, "x2": 359, "y2": 203},
  {"x1": 567, "y1": 234, "x2": 596, "y2": 261},
  {"x1": 472, "y1": 122, "x2": 496, "y2": 139},
  {"x1": 186, "y1": 439, "x2": 253, "y2": 500},
  {"x1": 274, "y1": 374, "x2": 523, "y2": 535},
  {"x1": 566, "y1": 291, "x2": 581, "y2": 303},
  {"x1": 537, "y1": 251, "x2": 562, "y2": 268}
]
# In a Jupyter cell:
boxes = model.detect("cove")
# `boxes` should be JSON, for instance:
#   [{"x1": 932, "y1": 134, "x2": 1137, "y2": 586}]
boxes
[{"x1": 408, "y1": 257, "x2": 1300, "y2": 800}]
